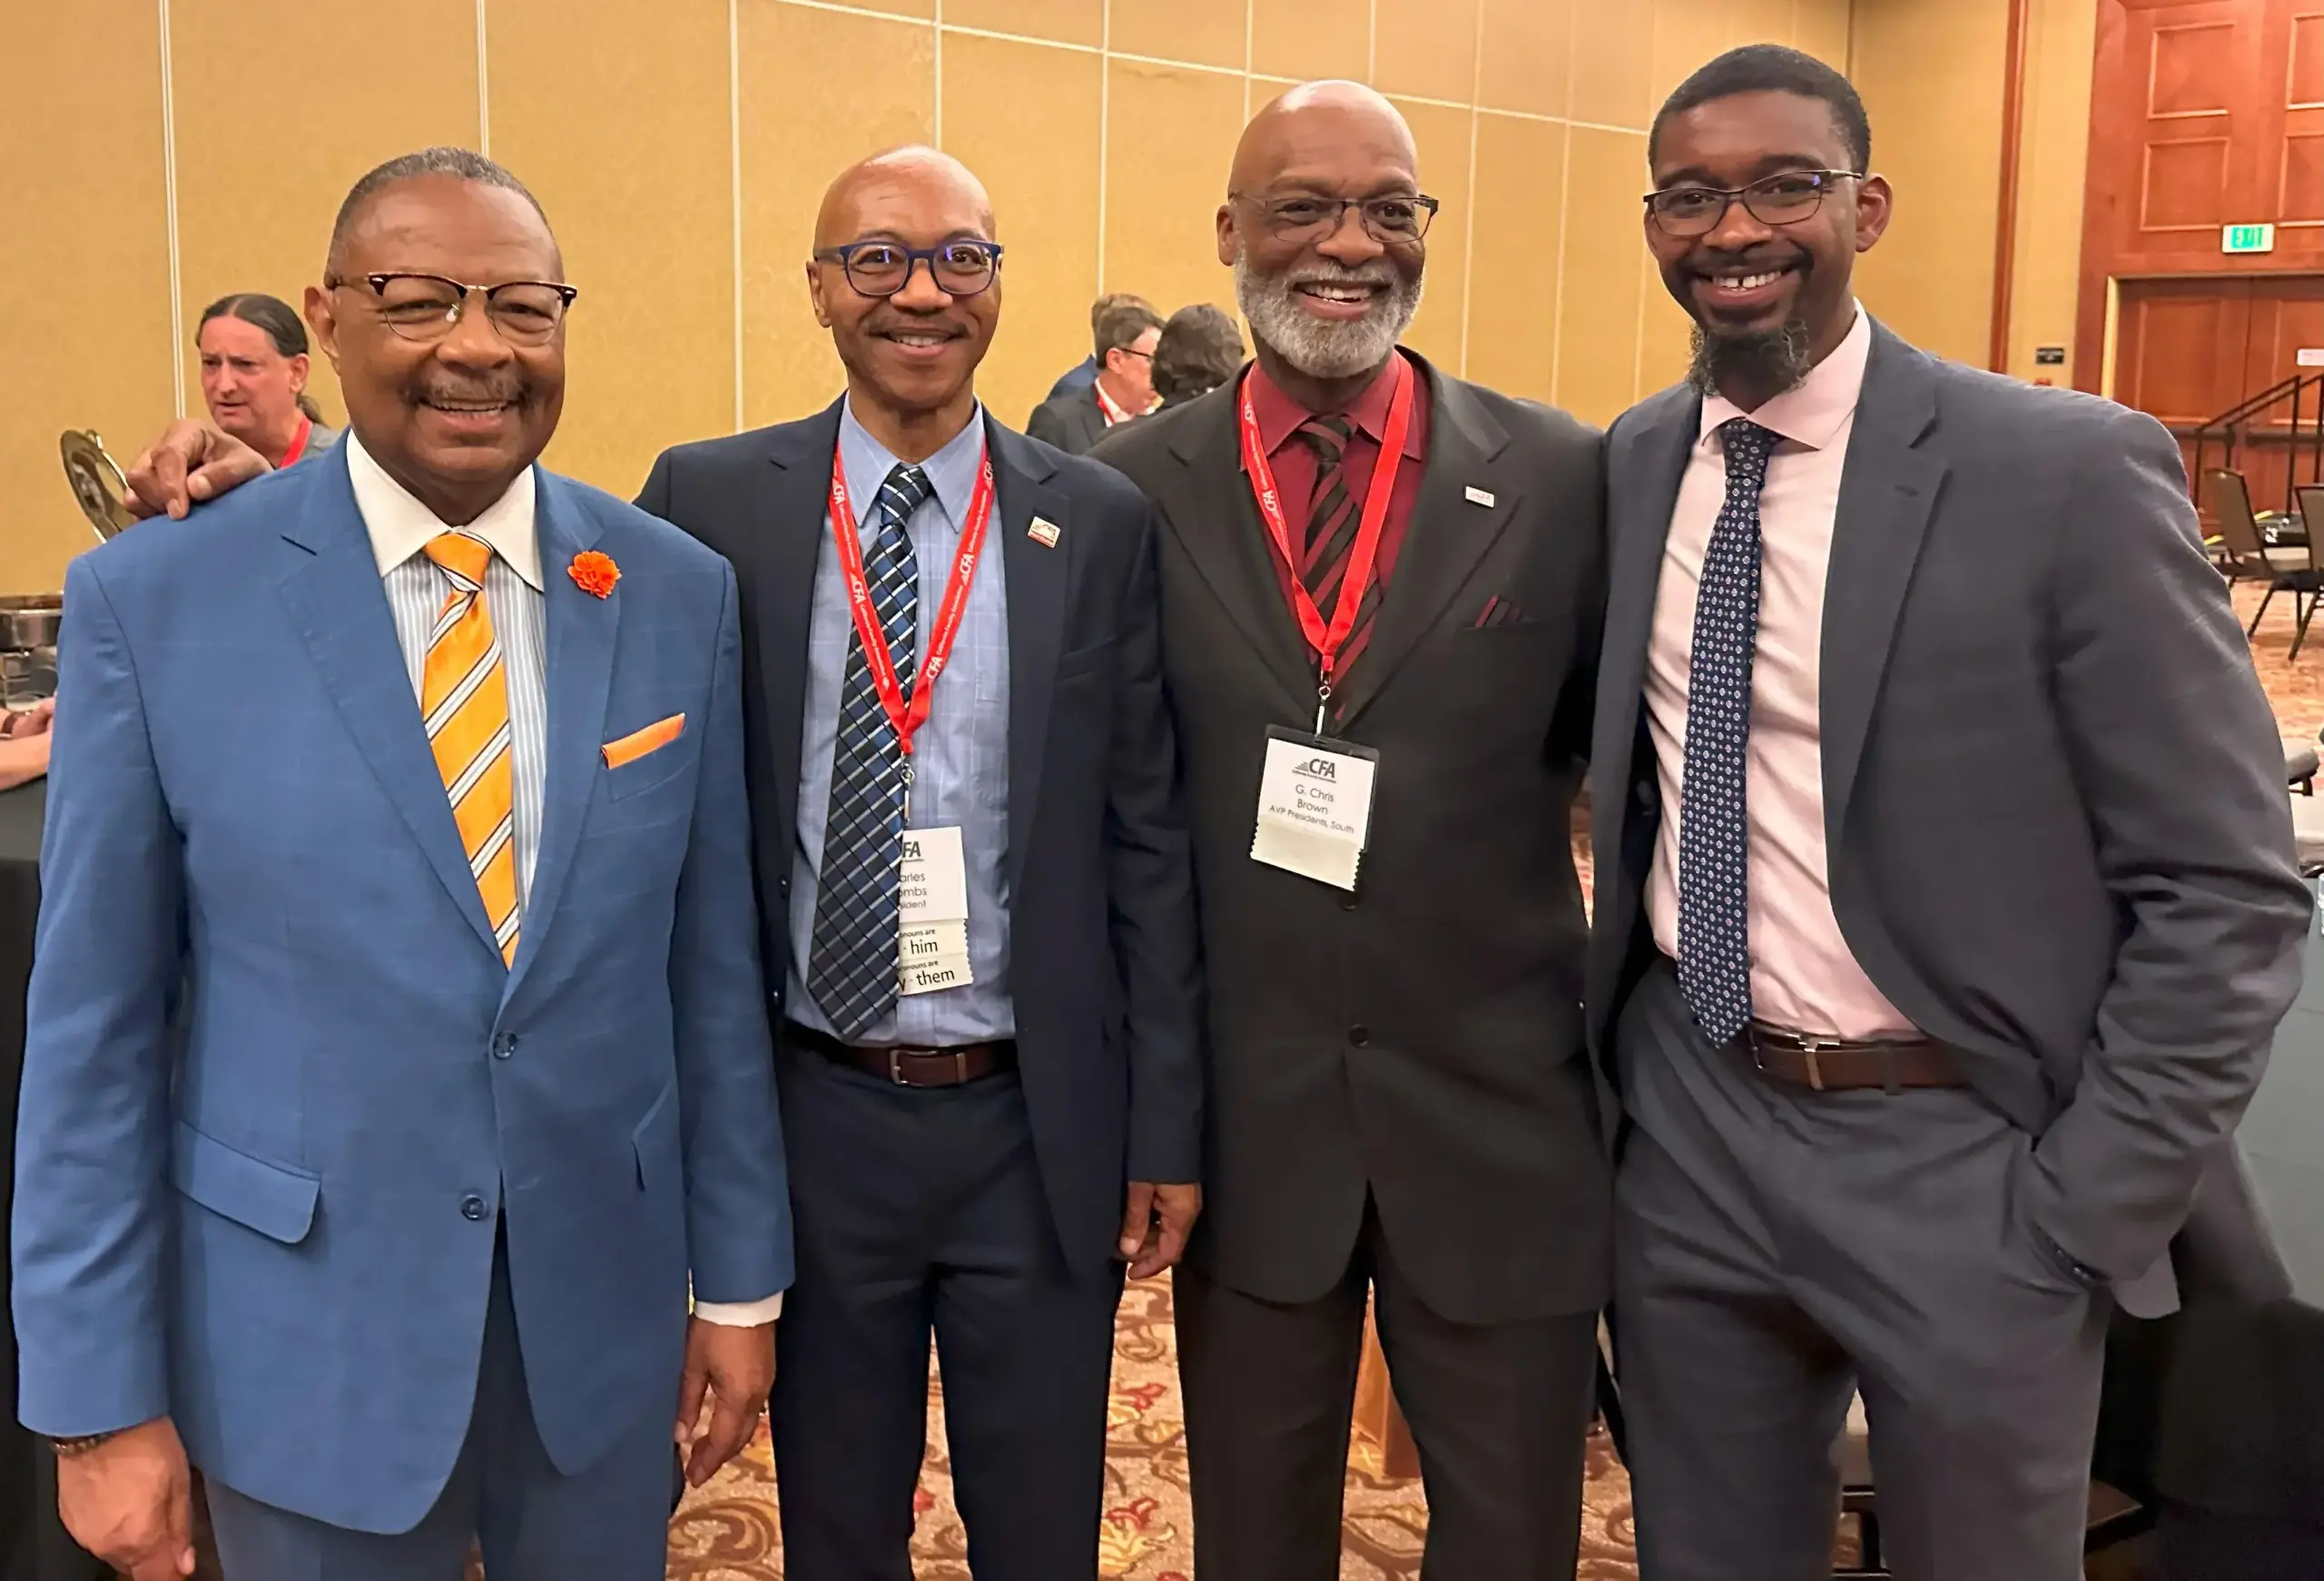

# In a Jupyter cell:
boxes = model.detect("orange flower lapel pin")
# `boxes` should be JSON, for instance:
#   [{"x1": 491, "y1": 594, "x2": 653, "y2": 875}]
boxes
[{"x1": 568, "y1": 550, "x2": 620, "y2": 598}]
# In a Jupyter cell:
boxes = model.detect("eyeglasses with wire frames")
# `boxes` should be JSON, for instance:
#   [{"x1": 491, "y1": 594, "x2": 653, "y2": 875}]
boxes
[
  {"x1": 1228, "y1": 191, "x2": 1440, "y2": 245},
  {"x1": 325, "y1": 273, "x2": 578, "y2": 346},
  {"x1": 1643, "y1": 170, "x2": 1861, "y2": 238},
  {"x1": 812, "y1": 240, "x2": 1006, "y2": 299}
]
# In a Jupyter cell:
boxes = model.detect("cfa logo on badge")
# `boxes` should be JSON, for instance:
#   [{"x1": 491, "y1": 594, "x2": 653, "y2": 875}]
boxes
[{"x1": 1296, "y1": 757, "x2": 1339, "y2": 780}]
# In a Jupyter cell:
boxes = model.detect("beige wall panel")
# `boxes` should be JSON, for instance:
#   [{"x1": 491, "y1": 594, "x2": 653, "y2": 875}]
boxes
[
  {"x1": 1112, "y1": 0, "x2": 1245, "y2": 71},
  {"x1": 1103, "y1": 60, "x2": 1243, "y2": 330},
  {"x1": 942, "y1": 34, "x2": 1102, "y2": 427},
  {"x1": 2006, "y1": 0, "x2": 2097, "y2": 380},
  {"x1": 1792, "y1": 0, "x2": 1853, "y2": 66},
  {"x1": 1850, "y1": 0, "x2": 2008, "y2": 368},
  {"x1": 1479, "y1": 0, "x2": 1573, "y2": 118},
  {"x1": 739, "y1": 4, "x2": 933, "y2": 428},
  {"x1": 1650, "y1": 0, "x2": 1740, "y2": 108},
  {"x1": 1375, "y1": 0, "x2": 1481, "y2": 104},
  {"x1": 833, "y1": 0, "x2": 936, "y2": 17},
  {"x1": 490, "y1": 0, "x2": 732, "y2": 496},
  {"x1": 1571, "y1": 4, "x2": 1655, "y2": 131},
  {"x1": 1465, "y1": 114, "x2": 1566, "y2": 402},
  {"x1": 1249, "y1": 0, "x2": 1369, "y2": 83},
  {"x1": 1637, "y1": 251, "x2": 1697, "y2": 397},
  {"x1": 1389, "y1": 99, "x2": 1471, "y2": 371},
  {"x1": 1556, "y1": 126, "x2": 1649, "y2": 425},
  {"x1": 172, "y1": 0, "x2": 478, "y2": 430},
  {"x1": 1, "y1": 0, "x2": 172, "y2": 592},
  {"x1": 946, "y1": 0, "x2": 1099, "y2": 49},
  {"x1": 1730, "y1": 0, "x2": 1797, "y2": 46}
]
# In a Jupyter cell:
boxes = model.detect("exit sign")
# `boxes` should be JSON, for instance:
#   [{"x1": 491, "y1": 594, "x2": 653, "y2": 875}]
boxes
[{"x1": 2223, "y1": 222, "x2": 2278, "y2": 253}]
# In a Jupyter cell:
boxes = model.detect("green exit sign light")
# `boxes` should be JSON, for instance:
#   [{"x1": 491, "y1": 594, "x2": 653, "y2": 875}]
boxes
[{"x1": 2224, "y1": 223, "x2": 2278, "y2": 254}]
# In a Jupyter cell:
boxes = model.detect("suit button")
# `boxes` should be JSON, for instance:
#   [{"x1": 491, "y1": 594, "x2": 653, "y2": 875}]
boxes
[
  {"x1": 1635, "y1": 780, "x2": 1654, "y2": 810},
  {"x1": 492, "y1": 1034, "x2": 517, "y2": 1060},
  {"x1": 1348, "y1": 1026, "x2": 1371, "y2": 1048},
  {"x1": 1339, "y1": 892, "x2": 1359, "y2": 911},
  {"x1": 460, "y1": 1194, "x2": 488, "y2": 1222}
]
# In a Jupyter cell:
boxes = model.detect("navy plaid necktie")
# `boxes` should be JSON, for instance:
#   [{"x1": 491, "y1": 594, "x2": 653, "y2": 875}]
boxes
[
  {"x1": 1677, "y1": 418, "x2": 1777, "y2": 1046},
  {"x1": 807, "y1": 461, "x2": 931, "y2": 1039}
]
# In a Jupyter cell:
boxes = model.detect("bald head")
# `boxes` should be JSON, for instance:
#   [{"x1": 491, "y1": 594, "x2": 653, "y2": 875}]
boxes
[
  {"x1": 1229, "y1": 82, "x2": 1417, "y2": 197},
  {"x1": 815, "y1": 145, "x2": 994, "y2": 252}
]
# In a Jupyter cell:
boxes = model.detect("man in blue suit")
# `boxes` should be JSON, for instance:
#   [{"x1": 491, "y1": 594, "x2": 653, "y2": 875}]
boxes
[{"x1": 11, "y1": 148, "x2": 792, "y2": 1581}]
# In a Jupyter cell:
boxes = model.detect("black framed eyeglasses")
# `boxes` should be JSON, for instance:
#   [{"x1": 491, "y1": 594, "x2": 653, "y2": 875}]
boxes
[
  {"x1": 813, "y1": 240, "x2": 1005, "y2": 299},
  {"x1": 1229, "y1": 191, "x2": 1440, "y2": 245},
  {"x1": 325, "y1": 272, "x2": 578, "y2": 345},
  {"x1": 1643, "y1": 170, "x2": 1860, "y2": 238}
]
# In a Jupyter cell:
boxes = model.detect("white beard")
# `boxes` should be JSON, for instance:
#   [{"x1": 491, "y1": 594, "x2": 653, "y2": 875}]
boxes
[{"x1": 1235, "y1": 250, "x2": 1423, "y2": 381}]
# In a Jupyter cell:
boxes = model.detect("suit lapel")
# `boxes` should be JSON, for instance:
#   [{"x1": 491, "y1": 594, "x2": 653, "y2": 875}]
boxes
[
  {"x1": 1820, "y1": 326, "x2": 1945, "y2": 841},
  {"x1": 762, "y1": 402, "x2": 848, "y2": 856},
  {"x1": 272, "y1": 447, "x2": 500, "y2": 957},
  {"x1": 989, "y1": 418, "x2": 1071, "y2": 894},
  {"x1": 1333, "y1": 360, "x2": 1520, "y2": 729},
  {"x1": 1593, "y1": 388, "x2": 1699, "y2": 800},
  {"x1": 1161, "y1": 383, "x2": 1315, "y2": 714},
  {"x1": 506, "y1": 474, "x2": 615, "y2": 993}
]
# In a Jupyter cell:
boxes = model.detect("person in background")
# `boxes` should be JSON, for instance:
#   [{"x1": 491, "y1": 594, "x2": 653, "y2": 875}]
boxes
[
  {"x1": 1037, "y1": 290, "x2": 1157, "y2": 408},
  {"x1": 1148, "y1": 303, "x2": 1246, "y2": 412},
  {"x1": 1089, "y1": 82, "x2": 1609, "y2": 1581},
  {"x1": 0, "y1": 697, "x2": 54, "y2": 790},
  {"x1": 196, "y1": 292, "x2": 340, "y2": 469},
  {"x1": 1029, "y1": 296, "x2": 1164, "y2": 455},
  {"x1": 1590, "y1": 46, "x2": 2307, "y2": 1580}
]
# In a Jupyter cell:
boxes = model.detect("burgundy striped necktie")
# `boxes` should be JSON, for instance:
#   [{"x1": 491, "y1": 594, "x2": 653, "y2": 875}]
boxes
[{"x1": 1295, "y1": 414, "x2": 1383, "y2": 671}]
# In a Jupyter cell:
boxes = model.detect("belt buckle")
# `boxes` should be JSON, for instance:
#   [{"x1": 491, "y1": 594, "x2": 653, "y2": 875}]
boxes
[
  {"x1": 954, "y1": 1049, "x2": 970, "y2": 1084},
  {"x1": 888, "y1": 1047, "x2": 908, "y2": 1085},
  {"x1": 1797, "y1": 1032, "x2": 1828, "y2": 1093}
]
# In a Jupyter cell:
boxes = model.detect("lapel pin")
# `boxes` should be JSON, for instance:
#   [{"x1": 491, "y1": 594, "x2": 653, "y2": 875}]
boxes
[
  {"x1": 1464, "y1": 486, "x2": 1496, "y2": 508},
  {"x1": 1028, "y1": 517, "x2": 1061, "y2": 548}
]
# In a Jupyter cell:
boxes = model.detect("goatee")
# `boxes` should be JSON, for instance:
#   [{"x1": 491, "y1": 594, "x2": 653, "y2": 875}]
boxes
[
  {"x1": 1688, "y1": 320, "x2": 1814, "y2": 401},
  {"x1": 1236, "y1": 249, "x2": 1423, "y2": 382}
]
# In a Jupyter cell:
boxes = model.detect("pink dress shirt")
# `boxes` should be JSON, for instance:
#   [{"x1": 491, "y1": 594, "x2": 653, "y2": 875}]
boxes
[{"x1": 1642, "y1": 309, "x2": 1916, "y2": 1039}]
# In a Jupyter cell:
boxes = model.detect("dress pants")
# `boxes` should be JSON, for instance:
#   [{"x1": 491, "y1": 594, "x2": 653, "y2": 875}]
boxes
[
  {"x1": 204, "y1": 1232, "x2": 676, "y2": 1581},
  {"x1": 1175, "y1": 1201, "x2": 1600, "y2": 1581},
  {"x1": 767, "y1": 1039, "x2": 1124, "y2": 1581},
  {"x1": 1610, "y1": 962, "x2": 2112, "y2": 1581}
]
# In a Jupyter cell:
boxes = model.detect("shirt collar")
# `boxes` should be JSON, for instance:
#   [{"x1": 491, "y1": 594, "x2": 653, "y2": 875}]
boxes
[
  {"x1": 1245, "y1": 349, "x2": 1424, "y2": 462},
  {"x1": 837, "y1": 396, "x2": 988, "y2": 532},
  {"x1": 1697, "y1": 303, "x2": 1871, "y2": 454},
  {"x1": 345, "y1": 429, "x2": 542, "y2": 589},
  {"x1": 1094, "y1": 379, "x2": 1134, "y2": 427}
]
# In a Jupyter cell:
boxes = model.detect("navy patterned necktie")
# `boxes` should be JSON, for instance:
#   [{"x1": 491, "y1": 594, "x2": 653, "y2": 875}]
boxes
[
  {"x1": 1295, "y1": 414, "x2": 1384, "y2": 672},
  {"x1": 1677, "y1": 417, "x2": 1778, "y2": 1046},
  {"x1": 807, "y1": 461, "x2": 932, "y2": 1040}
]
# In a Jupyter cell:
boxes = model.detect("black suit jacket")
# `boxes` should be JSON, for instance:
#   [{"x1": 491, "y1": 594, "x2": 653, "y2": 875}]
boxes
[
  {"x1": 1588, "y1": 321, "x2": 2309, "y2": 1312},
  {"x1": 1027, "y1": 386, "x2": 1108, "y2": 457},
  {"x1": 1090, "y1": 357, "x2": 1611, "y2": 1323},
  {"x1": 636, "y1": 403, "x2": 1203, "y2": 1271}
]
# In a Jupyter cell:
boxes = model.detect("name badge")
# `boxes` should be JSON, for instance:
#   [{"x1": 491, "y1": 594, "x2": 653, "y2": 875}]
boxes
[
  {"x1": 1249, "y1": 727, "x2": 1379, "y2": 891},
  {"x1": 898, "y1": 825, "x2": 973, "y2": 996}
]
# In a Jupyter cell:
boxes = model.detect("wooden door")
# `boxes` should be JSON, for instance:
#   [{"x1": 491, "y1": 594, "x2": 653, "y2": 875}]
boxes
[
  {"x1": 2077, "y1": 1, "x2": 2324, "y2": 390},
  {"x1": 2115, "y1": 274, "x2": 2324, "y2": 513}
]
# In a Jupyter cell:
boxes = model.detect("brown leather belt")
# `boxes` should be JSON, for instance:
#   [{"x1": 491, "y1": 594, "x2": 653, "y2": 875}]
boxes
[
  {"x1": 787, "y1": 1022, "x2": 1017, "y2": 1088},
  {"x1": 1742, "y1": 1023, "x2": 1969, "y2": 1092}
]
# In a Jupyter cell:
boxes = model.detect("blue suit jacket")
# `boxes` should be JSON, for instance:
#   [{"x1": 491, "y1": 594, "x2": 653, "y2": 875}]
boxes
[{"x1": 10, "y1": 447, "x2": 792, "y2": 1533}]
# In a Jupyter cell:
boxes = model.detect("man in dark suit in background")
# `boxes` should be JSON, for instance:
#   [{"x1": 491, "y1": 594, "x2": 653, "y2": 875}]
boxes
[
  {"x1": 1037, "y1": 290, "x2": 1155, "y2": 409},
  {"x1": 1029, "y1": 296, "x2": 1163, "y2": 454},
  {"x1": 1092, "y1": 81, "x2": 1609, "y2": 1581},
  {"x1": 1590, "y1": 48, "x2": 2309, "y2": 1580}
]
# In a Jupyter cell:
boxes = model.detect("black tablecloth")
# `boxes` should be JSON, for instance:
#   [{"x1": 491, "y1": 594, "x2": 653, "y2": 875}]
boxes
[{"x1": 0, "y1": 780, "x2": 102, "y2": 1581}]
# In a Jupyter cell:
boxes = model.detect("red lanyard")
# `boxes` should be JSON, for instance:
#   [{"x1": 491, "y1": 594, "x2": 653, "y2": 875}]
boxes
[
  {"x1": 825, "y1": 437, "x2": 997, "y2": 763},
  {"x1": 280, "y1": 415, "x2": 313, "y2": 468},
  {"x1": 1239, "y1": 354, "x2": 1415, "y2": 726}
]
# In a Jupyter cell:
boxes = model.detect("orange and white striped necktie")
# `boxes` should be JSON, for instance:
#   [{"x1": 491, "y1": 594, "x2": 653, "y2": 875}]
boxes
[{"x1": 421, "y1": 531, "x2": 520, "y2": 967}]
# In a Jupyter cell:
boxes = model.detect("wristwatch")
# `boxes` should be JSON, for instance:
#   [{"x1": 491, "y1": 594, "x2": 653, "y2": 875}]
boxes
[{"x1": 50, "y1": 1430, "x2": 122, "y2": 1458}]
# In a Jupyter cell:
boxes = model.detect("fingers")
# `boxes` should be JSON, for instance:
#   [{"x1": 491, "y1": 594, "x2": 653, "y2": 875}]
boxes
[
  {"x1": 1127, "y1": 1225, "x2": 1170, "y2": 1281},
  {"x1": 685, "y1": 1385, "x2": 759, "y2": 1488},
  {"x1": 133, "y1": 441, "x2": 192, "y2": 522},
  {"x1": 187, "y1": 448, "x2": 269, "y2": 505},
  {"x1": 167, "y1": 1467, "x2": 195, "y2": 1577},
  {"x1": 673, "y1": 1355, "x2": 709, "y2": 1450},
  {"x1": 1118, "y1": 1180, "x2": 1155, "y2": 1259}
]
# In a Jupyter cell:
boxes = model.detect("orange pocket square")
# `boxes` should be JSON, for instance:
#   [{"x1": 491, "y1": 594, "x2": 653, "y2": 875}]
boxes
[{"x1": 603, "y1": 713, "x2": 685, "y2": 770}]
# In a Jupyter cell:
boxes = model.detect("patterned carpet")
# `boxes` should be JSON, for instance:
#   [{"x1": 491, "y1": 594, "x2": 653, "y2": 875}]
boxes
[{"x1": 665, "y1": 1273, "x2": 1639, "y2": 1579}]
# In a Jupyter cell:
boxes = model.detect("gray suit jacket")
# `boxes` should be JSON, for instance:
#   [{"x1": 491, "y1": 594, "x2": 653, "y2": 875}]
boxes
[
  {"x1": 1586, "y1": 319, "x2": 2309, "y2": 1313},
  {"x1": 1027, "y1": 385, "x2": 1108, "y2": 457}
]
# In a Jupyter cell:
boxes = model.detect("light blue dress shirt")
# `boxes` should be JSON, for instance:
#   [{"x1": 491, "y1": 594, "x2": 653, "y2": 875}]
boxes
[{"x1": 789, "y1": 399, "x2": 1015, "y2": 1045}]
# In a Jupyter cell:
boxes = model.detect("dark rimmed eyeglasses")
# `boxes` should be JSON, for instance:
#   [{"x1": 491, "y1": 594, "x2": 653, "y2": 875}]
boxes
[
  {"x1": 813, "y1": 240, "x2": 1006, "y2": 299},
  {"x1": 324, "y1": 272, "x2": 578, "y2": 346},
  {"x1": 1643, "y1": 170, "x2": 1860, "y2": 238},
  {"x1": 1229, "y1": 191, "x2": 1440, "y2": 245}
]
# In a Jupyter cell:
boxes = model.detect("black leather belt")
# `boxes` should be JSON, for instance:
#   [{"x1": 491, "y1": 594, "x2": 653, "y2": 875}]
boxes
[
  {"x1": 786, "y1": 1022, "x2": 1017, "y2": 1088},
  {"x1": 1742, "y1": 1023, "x2": 1969, "y2": 1092}
]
